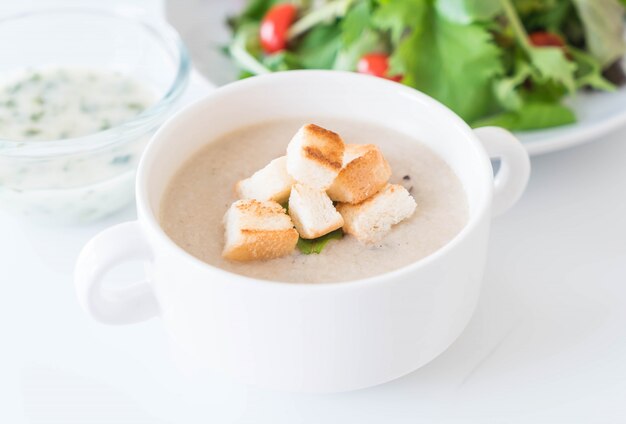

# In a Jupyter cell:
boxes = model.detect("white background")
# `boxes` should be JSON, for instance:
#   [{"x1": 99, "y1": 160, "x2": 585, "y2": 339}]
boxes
[{"x1": 1, "y1": 1, "x2": 626, "y2": 423}]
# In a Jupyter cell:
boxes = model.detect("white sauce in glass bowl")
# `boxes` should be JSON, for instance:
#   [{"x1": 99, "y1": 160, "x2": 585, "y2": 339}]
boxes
[
  {"x1": 0, "y1": 67, "x2": 160, "y2": 223},
  {"x1": 0, "y1": 67, "x2": 156, "y2": 141}
]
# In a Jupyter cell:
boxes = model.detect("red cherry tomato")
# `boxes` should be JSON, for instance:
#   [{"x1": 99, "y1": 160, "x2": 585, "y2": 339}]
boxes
[
  {"x1": 529, "y1": 31, "x2": 566, "y2": 48},
  {"x1": 357, "y1": 53, "x2": 403, "y2": 82},
  {"x1": 260, "y1": 3, "x2": 297, "y2": 54}
]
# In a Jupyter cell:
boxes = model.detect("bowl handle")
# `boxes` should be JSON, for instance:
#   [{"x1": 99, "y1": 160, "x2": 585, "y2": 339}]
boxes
[
  {"x1": 474, "y1": 127, "x2": 531, "y2": 217},
  {"x1": 74, "y1": 221, "x2": 158, "y2": 325}
]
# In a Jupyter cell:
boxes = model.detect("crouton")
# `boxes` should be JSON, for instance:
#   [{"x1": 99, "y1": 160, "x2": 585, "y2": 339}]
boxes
[
  {"x1": 337, "y1": 184, "x2": 416, "y2": 244},
  {"x1": 235, "y1": 156, "x2": 294, "y2": 203},
  {"x1": 327, "y1": 144, "x2": 392, "y2": 204},
  {"x1": 286, "y1": 124, "x2": 345, "y2": 190},
  {"x1": 288, "y1": 183, "x2": 344, "y2": 239},
  {"x1": 222, "y1": 199, "x2": 298, "y2": 261}
]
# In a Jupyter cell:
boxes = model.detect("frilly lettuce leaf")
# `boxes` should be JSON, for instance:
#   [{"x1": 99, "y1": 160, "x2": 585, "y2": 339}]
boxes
[
  {"x1": 435, "y1": 0, "x2": 502, "y2": 24},
  {"x1": 391, "y1": 8, "x2": 503, "y2": 123},
  {"x1": 528, "y1": 47, "x2": 577, "y2": 94},
  {"x1": 494, "y1": 60, "x2": 533, "y2": 111},
  {"x1": 372, "y1": 0, "x2": 428, "y2": 44}
]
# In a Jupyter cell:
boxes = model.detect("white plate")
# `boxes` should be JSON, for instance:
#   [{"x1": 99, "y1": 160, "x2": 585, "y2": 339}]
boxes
[{"x1": 167, "y1": 1, "x2": 626, "y2": 156}]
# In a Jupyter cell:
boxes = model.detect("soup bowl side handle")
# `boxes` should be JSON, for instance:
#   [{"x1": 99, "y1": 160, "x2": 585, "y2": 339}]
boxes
[
  {"x1": 474, "y1": 127, "x2": 531, "y2": 217},
  {"x1": 74, "y1": 221, "x2": 159, "y2": 325}
]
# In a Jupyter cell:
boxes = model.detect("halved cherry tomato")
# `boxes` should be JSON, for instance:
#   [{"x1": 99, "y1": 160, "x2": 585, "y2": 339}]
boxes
[
  {"x1": 260, "y1": 4, "x2": 297, "y2": 54},
  {"x1": 529, "y1": 31, "x2": 566, "y2": 48},
  {"x1": 357, "y1": 53, "x2": 403, "y2": 82}
]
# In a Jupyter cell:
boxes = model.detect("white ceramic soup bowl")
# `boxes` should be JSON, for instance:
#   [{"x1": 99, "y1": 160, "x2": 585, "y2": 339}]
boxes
[{"x1": 75, "y1": 71, "x2": 530, "y2": 393}]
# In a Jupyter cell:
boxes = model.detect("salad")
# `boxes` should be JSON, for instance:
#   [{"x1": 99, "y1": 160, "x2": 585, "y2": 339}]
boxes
[{"x1": 227, "y1": 0, "x2": 626, "y2": 131}]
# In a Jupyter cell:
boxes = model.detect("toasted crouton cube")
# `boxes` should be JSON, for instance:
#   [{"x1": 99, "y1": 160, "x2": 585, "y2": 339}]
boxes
[
  {"x1": 337, "y1": 184, "x2": 416, "y2": 244},
  {"x1": 327, "y1": 144, "x2": 392, "y2": 204},
  {"x1": 288, "y1": 183, "x2": 344, "y2": 239},
  {"x1": 286, "y1": 124, "x2": 345, "y2": 190},
  {"x1": 235, "y1": 156, "x2": 294, "y2": 203},
  {"x1": 223, "y1": 199, "x2": 298, "y2": 261}
]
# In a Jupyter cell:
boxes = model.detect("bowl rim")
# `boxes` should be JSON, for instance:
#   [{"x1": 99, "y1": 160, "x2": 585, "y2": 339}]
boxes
[
  {"x1": 136, "y1": 70, "x2": 494, "y2": 289},
  {"x1": 0, "y1": 7, "x2": 191, "y2": 156}
]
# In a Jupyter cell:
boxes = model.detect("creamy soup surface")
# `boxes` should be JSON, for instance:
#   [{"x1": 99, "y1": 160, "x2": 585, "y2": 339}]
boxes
[{"x1": 160, "y1": 118, "x2": 469, "y2": 283}]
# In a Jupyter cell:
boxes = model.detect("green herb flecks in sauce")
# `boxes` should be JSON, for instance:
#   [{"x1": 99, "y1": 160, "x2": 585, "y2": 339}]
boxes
[{"x1": 0, "y1": 67, "x2": 156, "y2": 141}]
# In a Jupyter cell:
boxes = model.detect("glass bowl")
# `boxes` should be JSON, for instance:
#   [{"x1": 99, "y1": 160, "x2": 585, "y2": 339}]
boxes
[{"x1": 0, "y1": 9, "x2": 190, "y2": 224}]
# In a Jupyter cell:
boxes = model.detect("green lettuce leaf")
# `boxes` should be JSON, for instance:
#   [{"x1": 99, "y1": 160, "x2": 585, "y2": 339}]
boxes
[
  {"x1": 435, "y1": 0, "x2": 502, "y2": 24},
  {"x1": 295, "y1": 24, "x2": 343, "y2": 69},
  {"x1": 473, "y1": 101, "x2": 576, "y2": 130},
  {"x1": 333, "y1": 30, "x2": 383, "y2": 70},
  {"x1": 494, "y1": 57, "x2": 535, "y2": 111},
  {"x1": 513, "y1": 0, "x2": 573, "y2": 33},
  {"x1": 513, "y1": 0, "x2": 559, "y2": 15},
  {"x1": 571, "y1": 0, "x2": 626, "y2": 68},
  {"x1": 569, "y1": 48, "x2": 616, "y2": 91},
  {"x1": 239, "y1": 0, "x2": 277, "y2": 20},
  {"x1": 228, "y1": 22, "x2": 271, "y2": 75},
  {"x1": 333, "y1": 1, "x2": 385, "y2": 71},
  {"x1": 229, "y1": 0, "x2": 280, "y2": 29},
  {"x1": 261, "y1": 51, "x2": 302, "y2": 72},
  {"x1": 342, "y1": 1, "x2": 372, "y2": 44},
  {"x1": 372, "y1": 0, "x2": 429, "y2": 44},
  {"x1": 528, "y1": 47, "x2": 577, "y2": 93},
  {"x1": 297, "y1": 229, "x2": 343, "y2": 254},
  {"x1": 391, "y1": 8, "x2": 503, "y2": 123}
]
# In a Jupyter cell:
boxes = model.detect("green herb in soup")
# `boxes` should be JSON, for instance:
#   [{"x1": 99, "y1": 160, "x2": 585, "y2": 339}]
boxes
[
  {"x1": 297, "y1": 228, "x2": 344, "y2": 254},
  {"x1": 0, "y1": 68, "x2": 156, "y2": 141}
]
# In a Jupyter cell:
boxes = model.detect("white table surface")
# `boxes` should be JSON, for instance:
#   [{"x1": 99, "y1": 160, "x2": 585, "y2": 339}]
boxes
[{"x1": 2, "y1": 2, "x2": 626, "y2": 423}]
